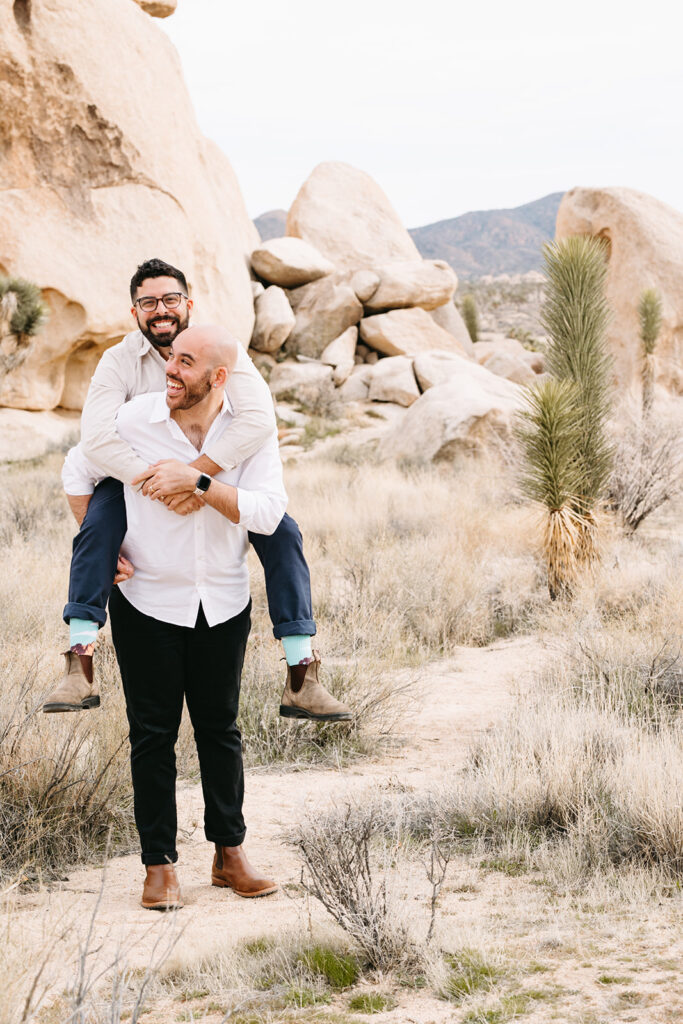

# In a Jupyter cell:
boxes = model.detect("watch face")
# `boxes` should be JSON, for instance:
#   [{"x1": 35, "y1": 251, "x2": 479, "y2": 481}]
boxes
[{"x1": 196, "y1": 473, "x2": 211, "y2": 492}]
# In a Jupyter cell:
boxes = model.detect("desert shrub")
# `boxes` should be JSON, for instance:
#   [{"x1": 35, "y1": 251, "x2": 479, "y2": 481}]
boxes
[
  {"x1": 609, "y1": 404, "x2": 682, "y2": 532},
  {"x1": 0, "y1": 276, "x2": 47, "y2": 339},
  {"x1": 288, "y1": 803, "x2": 415, "y2": 971},
  {"x1": 0, "y1": 635, "x2": 137, "y2": 884},
  {"x1": 461, "y1": 293, "x2": 479, "y2": 343}
]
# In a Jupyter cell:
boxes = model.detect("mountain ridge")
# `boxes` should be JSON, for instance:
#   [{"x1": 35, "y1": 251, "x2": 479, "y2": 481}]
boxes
[{"x1": 253, "y1": 192, "x2": 564, "y2": 279}]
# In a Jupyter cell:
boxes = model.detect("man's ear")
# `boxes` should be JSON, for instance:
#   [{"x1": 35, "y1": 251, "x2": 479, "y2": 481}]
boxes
[
  {"x1": 186, "y1": 297, "x2": 194, "y2": 316},
  {"x1": 212, "y1": 366, "x2": 228, "y2": 389}
]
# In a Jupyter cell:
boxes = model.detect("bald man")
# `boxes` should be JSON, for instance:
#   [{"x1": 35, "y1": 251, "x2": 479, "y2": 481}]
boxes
[
  {"x1": 64, "y1": 323, "x2": 287, "y2": 908},
  {"x1": 46, "y1": 258, "x2": 350, "y2": 724}
]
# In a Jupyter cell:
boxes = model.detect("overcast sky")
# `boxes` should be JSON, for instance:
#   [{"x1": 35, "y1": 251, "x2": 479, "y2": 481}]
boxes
[{"x1": 161, "y1": 0, "x2": 683, "y2": 228}]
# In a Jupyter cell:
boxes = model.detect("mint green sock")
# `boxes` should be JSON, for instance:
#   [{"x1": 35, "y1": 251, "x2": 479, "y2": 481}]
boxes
[
  {"x1": 281, "y1": 634, "x2": 313, "y2": 666},
  {"x1": 69, "y1": 618, "x2": 99, "y2": 649}
]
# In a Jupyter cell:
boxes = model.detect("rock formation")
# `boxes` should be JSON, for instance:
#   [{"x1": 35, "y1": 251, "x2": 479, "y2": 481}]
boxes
[
  {"x1": 556, "y1": 187, "x2": 683, "y2": 393},
  {"x1": 0, "y1": 0, "x2": 257, "y2": 411},
  {"x1": 286, "y1": 162, "x2": 422, "y2": 271}
]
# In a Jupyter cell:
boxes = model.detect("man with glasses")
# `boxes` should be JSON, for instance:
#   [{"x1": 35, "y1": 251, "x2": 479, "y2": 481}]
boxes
[{"x1": 44, "y1": 258, "x2": 351, "y2": 724}]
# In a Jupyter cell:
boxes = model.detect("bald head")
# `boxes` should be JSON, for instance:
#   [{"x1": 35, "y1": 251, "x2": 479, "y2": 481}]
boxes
[{"x1": 172, "y1": 324, "x2": 239, "y2": 374}]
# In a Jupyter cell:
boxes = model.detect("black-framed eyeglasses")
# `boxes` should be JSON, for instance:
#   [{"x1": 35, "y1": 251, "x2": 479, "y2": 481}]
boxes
[{"x1": 134, "y1": 292, "x2": 188, "y2": 313}]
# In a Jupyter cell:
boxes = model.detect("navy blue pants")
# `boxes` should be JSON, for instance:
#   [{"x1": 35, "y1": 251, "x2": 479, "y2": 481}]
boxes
[{"x1": 63, "y1": 477, "x2": 316, "y2": 638}]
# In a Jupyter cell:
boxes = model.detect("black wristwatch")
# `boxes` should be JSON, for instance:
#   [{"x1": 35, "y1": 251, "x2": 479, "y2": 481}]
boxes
[{"x1": 194, "y1": 473, "x2": 212, "y2": 497}]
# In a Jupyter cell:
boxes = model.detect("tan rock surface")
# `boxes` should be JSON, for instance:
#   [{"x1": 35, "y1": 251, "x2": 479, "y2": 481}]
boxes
[
  {"x1": 430, "y1": 300, "x2": 474, "y2": 354},
  {"x1": 337, "y1": 363, "x2": 372, "y2": 402},
  {"x1": 380, "y1": 357, "x2": 523, "y2": 460},
  {"x1": 360, "y1": 307, "x2": 467, "y2": 358},
  {"x1": 0, "y1": 407, "x2": 80, "y2": 461},
  {"x1": 286, "y1": 161, "x2": 421, "y2": 271},
  {"x1": 483, "y1": 351, "x2": 536, "y2": 385},
  {"x1": 367, "y1": 355, "x2": 420, "y2": 406},
  {"x1": 250, "y1": 237, "x2": 335, "y2": 288},
  {"x1": 319, "y1": 325, "x2": 358, "y2": 366},
  {"x1": 250, "y1": 286, "x2": 296, "y2": 354},
  {"x1": 285, "y1": 278, "x2": 362, "y2": 358},
  {"x1": 556, "y1": 186, "x2": 683, "y2": 393},
  {"x1": 0, "y1": 0, "x2": 257, "y2": 411},
  {"x1": 364, "y1": 260, "x2": 457, "y2": 312},
  {"x1": 413, "y1": 350, "x2": 466, "y2": 391},
  {"x1": 268, "y1": 360, "x2": 335, "y2": 411}
]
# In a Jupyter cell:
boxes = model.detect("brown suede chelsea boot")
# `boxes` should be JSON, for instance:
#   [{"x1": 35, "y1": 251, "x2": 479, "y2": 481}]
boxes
[
  {"x1": 141, "y1": 864, "x2": 183, "y2": 911},
  {"x1": 211, "y1": 844, "x2": 278, "y2": 898},
  {"x1": 42, "y1": 651, "x2": 100, "y2": 713}
]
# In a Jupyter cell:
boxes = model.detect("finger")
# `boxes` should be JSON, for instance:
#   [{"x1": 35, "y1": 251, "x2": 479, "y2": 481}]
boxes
[{"x1": 132, "y1": 466, "x2": 156, "y2": 486}]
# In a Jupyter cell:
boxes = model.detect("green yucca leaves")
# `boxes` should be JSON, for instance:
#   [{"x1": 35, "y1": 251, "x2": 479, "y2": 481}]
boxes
[
  {"x1": 0, "y1": 276, "x2": 47, "y2": 338},
  {"x1": 518, "y1": 235, "x2": 615, "y2": 598},
  {"x1": 516, "y1": 378, "x2": 584, "y2": 511},
  {"x1": 540, "y1": 236, "x2": 614, "y2": 506},
  {"x1": 461, "y1": 293, "x2": 479, "y2": 344},
  {"x1": 638, "y1": 288, "x2": 662, "y2": 357}
]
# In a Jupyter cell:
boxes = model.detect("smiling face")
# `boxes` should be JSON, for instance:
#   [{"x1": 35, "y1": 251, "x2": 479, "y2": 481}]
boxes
[
  {"x1": 165, "y1": 331, "x2": 218, "y2": 411},
  {"x1": 131, "y1": 275, "x2": 193, "y2": 354}
]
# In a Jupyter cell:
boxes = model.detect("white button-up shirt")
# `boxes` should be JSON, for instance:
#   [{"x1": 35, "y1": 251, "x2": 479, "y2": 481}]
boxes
[
  {"x1": 108, "y1": 391, "x2": 287, "y2": 628},
  {"x1": 79, "y1": 329, "x2": 276, "y2": 487}
]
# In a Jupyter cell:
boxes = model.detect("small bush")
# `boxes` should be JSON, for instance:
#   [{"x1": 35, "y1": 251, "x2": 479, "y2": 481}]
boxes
[
  {"x1": 349, "y1": 991, "x2": 394, "y2": 1013},
  {"x1": 300, "y1": 945, "x2": 360, "y2": 989},
  {"x1": 289, "y1": 803, "x2": 414, "y2": 972},
  {"x1": 461, "y1": 294, "x2": 479, "y2": 343}
]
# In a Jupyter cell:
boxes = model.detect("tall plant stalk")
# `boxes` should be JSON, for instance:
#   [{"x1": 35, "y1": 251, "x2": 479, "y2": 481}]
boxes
[
  {"x1": 638, "y1": 288, "x2": 662, "y2": 416},
  {"x1": 518, "y1": 236, "x2": 613, "y2": 598}
]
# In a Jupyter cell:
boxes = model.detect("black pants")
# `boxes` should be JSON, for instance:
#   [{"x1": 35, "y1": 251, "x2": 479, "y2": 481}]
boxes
[
  {"x1": 109, "y1": 587, "x2": 251, "y2": 865},
  {"x1": 64, "y1": 477, "x2": 315, "y2": 638}
]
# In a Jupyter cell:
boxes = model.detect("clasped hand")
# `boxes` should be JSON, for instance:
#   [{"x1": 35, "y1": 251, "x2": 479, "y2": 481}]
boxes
[{"x1": 132, "y1": 460, "x2": 204, "y2": 516}]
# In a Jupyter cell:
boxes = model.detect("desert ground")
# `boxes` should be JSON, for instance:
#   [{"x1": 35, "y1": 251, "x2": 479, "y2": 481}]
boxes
[{"x1": 1, "y1": 415, "x2": 681, "y2": 1024}]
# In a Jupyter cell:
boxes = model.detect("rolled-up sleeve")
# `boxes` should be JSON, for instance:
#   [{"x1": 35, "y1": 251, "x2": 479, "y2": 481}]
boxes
[
  {"x1": 80, "y1": 352, "x2": 149, "y2": 486},
  {"x1": 62, "y1": 443, "x2": 106, "y2": 496},
  {"x1": 234, "y1": 432, "x2": 287, "y2": 535},
  {"x1": 207, "y1": 348, "x2": 277, "y2": 472}
]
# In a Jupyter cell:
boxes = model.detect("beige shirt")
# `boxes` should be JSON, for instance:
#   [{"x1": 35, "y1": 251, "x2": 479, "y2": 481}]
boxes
[{"x1": 79, "y1": 329, "x2": 276, "y2": 486}]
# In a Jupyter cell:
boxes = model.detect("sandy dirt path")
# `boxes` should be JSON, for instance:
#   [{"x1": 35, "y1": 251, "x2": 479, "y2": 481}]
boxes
[{"x1": 11, "y1": 636, "x2": 553, "y2": 995}]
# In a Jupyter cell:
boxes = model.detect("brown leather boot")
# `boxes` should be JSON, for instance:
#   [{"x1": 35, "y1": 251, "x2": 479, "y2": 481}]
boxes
[
  {"x1": 141, "y1": 864, "x2": 183, "y2": 910},
  {"x1": 280, "y1": 652, "x2": 352, "y2": 721},
  {"x1": 42, "y1": 651, "x2": 100, "y2": 713},
  {"x1": 211, "y1": 844, "x2": 278, "y2": 898}
]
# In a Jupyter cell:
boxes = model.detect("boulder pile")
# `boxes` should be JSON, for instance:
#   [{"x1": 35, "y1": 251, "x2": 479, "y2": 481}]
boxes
[{"x1": 243, "y1": 163, "x2": 545, "y2": 454}]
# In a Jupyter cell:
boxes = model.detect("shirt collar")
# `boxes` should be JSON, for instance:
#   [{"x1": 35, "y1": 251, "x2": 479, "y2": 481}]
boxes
[{"x1": 148, "y1": 390, "x2": 233, "y2": 425}]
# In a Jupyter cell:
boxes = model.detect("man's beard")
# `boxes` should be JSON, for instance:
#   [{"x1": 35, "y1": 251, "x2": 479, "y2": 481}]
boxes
[
  {"x1": 167, "y1": 370, "x2": 213, "y2": 410},
  {"x1": 138, "y1": 308, "x2": 189, "y2": 348}
]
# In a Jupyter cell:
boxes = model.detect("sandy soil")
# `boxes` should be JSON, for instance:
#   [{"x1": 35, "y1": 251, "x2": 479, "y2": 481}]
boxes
[{"x1": 10, "y1": 635, "x2": 681, "y2": 1024}]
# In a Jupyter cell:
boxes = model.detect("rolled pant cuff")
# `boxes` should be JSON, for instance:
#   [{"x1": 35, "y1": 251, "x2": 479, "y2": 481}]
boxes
[
  {"x1": 141, "y1": 851, "x2": 179, "y2": 866},
  {"x1": 63, "y1": 601, "x2": 107, "y2": 628},
  {"x1": 272, "y1": 619, "x2": 316, "y2": 640},
  {"x1": 206, "y1": 829, "x2": 247, "y2": 847}
]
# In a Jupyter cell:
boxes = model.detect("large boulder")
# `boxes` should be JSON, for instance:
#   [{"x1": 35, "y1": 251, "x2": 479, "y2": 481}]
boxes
[
  {"x1": 430, "y1": 301, "x2": 474, "y2": 354},
  {"x1": 285, "y1": 278, "x2": 362, "y2": 358},
  {"x1": 250, "y1": 286, "x2": 295, "y2": 354},
  {"x1": 367, "y1": 356, "x2": 420, "y2": 407},
  {"x1": 413, "y1": 351, "x2": 467, "y2": 391},
  {"x1": 250, "y1": 237, "x2": 335, "y2": 288},
  {"x1": 319, "y1": 326, "x2": 357, "y2": 367},
  {"x1": 364, "y1": 260, "x2": 457, "y2": 313},
  {"x1": 556, "y1": 187, "x2": 683, "y2": 393},
  {"x1": 379, "y1": 357, "x2": 523, "y2": 460},
  {"x1": 360, "y1": 307, "x2": 467, "y2": 358},
  {"x1": 286, "y1": 161, "x2": 421, "y2": 271},
  {"x1": 268, "y1": 361, "x2": 335, "y2": 412},
  {"x1": 0, "y1": 0, "x2": 257, "y2": 411}
]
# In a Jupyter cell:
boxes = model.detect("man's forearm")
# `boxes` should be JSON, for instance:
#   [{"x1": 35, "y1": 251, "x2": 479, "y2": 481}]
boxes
[
  {"x1": 189, "y1": 453, "x2": 222, "y2": 477},
  {"x1": 66, "y1": 493, "x2": 92, "y2": 526},
  {"x1": 202, "y1": 480, "x2": 240, "y2": 523}
]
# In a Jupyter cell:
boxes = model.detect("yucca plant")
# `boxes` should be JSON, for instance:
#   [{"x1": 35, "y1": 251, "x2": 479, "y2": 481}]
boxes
[
  {"x1": 638, "y1": 287, "x2": 662, "y2": 415},
  {"x1": 518, "y1": 236, "x2": 613, "y2": 597},
  {"x1": 461, "y1": 293, "x2": 479, "y2": 344},
  {"x1": 517, "y1": 379, "x2": 586, "y2": 599},
  {"x1": 0, "y1": 275, "x2": 47, "y2": 380}
]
